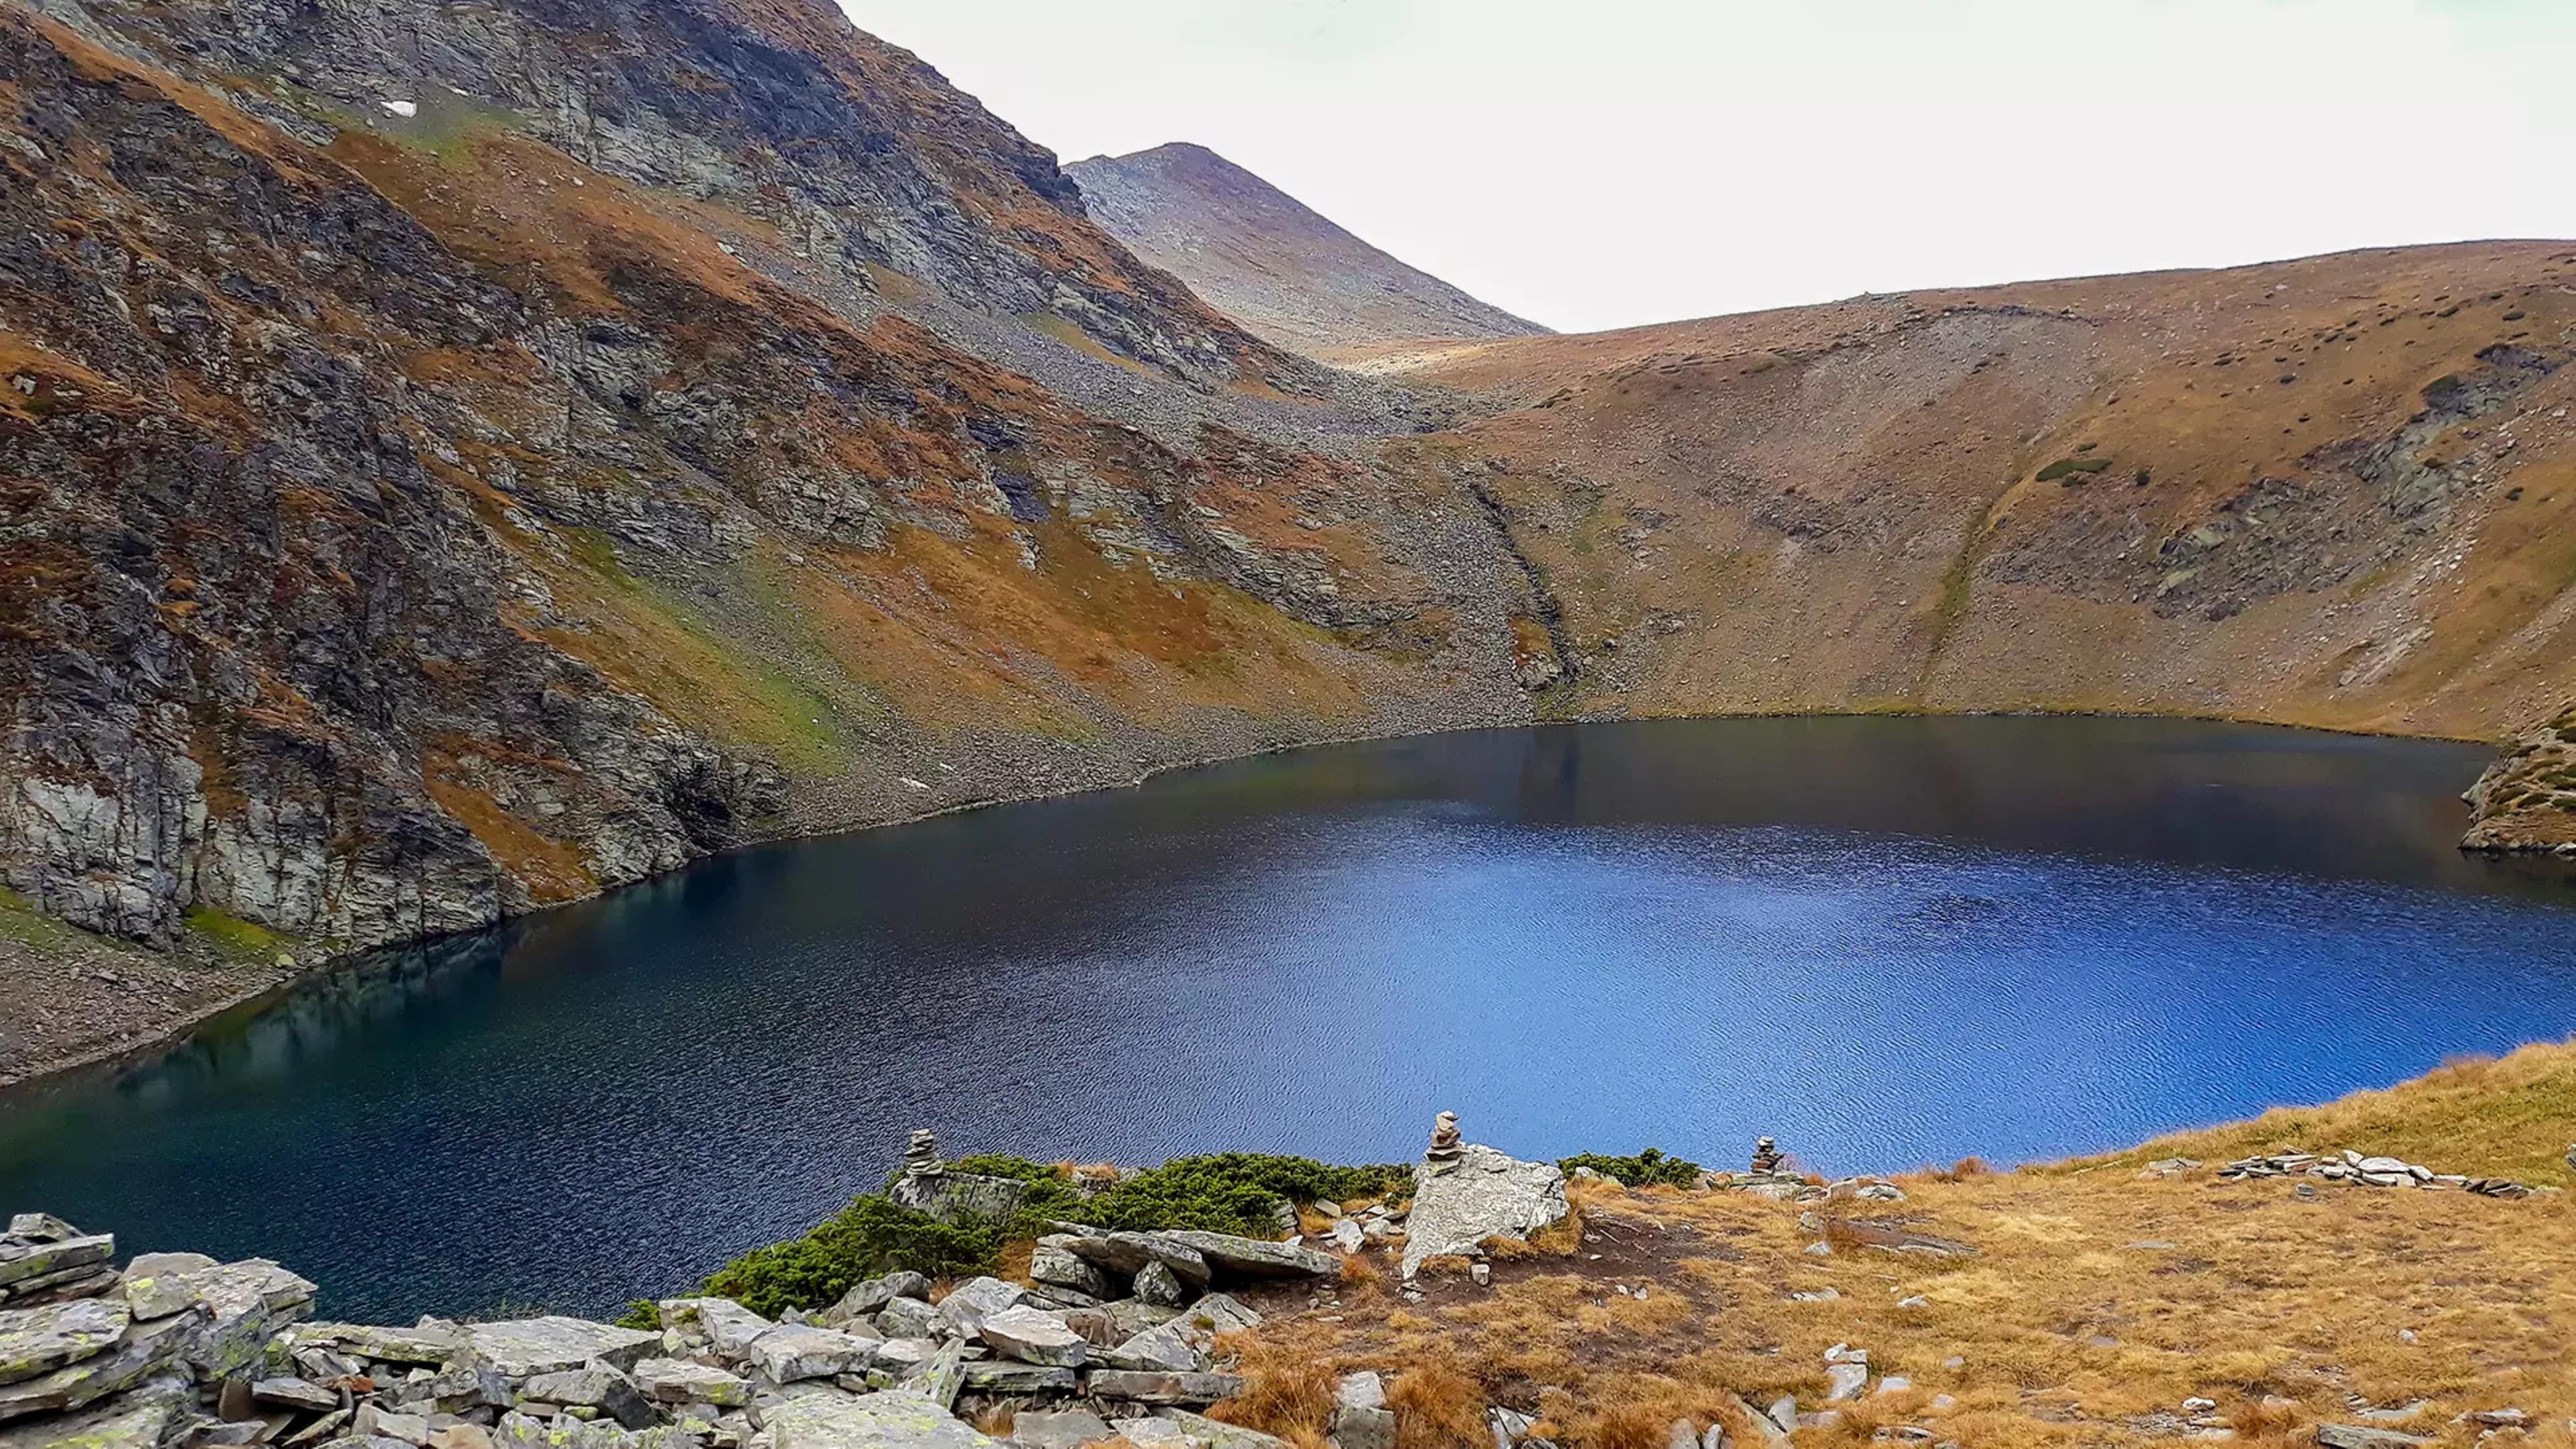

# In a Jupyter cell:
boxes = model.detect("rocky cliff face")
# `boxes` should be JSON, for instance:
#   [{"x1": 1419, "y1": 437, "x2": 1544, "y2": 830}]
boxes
[
  {"x1": 2463, "y1": 704, "x2": 2576, "y2": 855},
  {"x1": 1067, "y1": 144, "x2": 1548, "y2": 362},
  {"x1": 0, "y1": 0, "x2": 1533, "y2": 948},
  {"x1": 3, "y1": 0, "x2": 2571, "y2": 963}
]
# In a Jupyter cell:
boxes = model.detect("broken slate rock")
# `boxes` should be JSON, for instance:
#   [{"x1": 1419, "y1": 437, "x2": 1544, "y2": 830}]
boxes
[
  {"x1": 934, "y1": 1279, "x2": 1030, "y2": 1336},
  {"x1": 631, "y1": 1358, "x2": 750, "y2": 1407},
  {"x1": 765, "y1": 1388, "x2": 1004, "y2": 1449},
  {"x1": 659, "y1": 1298, "x2": 775, "y2": 1357},
  {"x1": 465, "y1": 1318, "x2": 659, "y2": 1377},
  {"x1": 975, "y1": 1307, "x2": 1085, "y2": 1368},
  {"x1": 744, "y1": 1324, "x2": 881, "y2": 1384},
  {"x1": 1009, "y1": 1409, "x2": 1111, "y2": 1449},
  {"x1": 0, "y1": 1297, "x2": 129, "y2": 1387}
]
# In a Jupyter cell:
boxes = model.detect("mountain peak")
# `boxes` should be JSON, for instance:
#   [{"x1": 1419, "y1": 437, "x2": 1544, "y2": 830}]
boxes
[{"x1": 1067, "y1": 142, "x2": 1548, "y2": 360}]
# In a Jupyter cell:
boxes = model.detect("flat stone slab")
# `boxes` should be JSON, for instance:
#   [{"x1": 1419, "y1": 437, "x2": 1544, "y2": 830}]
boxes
[
  {"x1": 1401, "y1": 1144, "x2": 1568, "y2": 1277},
  {"x1": 287, "y1": 1324, "x2": 466, "y2": 1365},
  {"x1": 632, "y1": 1357, "x2": 750, "y2": 1407},
  {"x1": 1078, "y1": 1370, "x2": 1244, "y2": 1407},
  {"x1": 2316, "y1": 1428, "x2": 2432, "y2": 1449},
  {"x1": 976, "y1": 1307, "x2": 1085, "y2": 1368},
  {"x1": 0, "y1": 1297, "x2": 129, "y2": 1387},
  {"x1": 765, "y1": 1389, "x2": 1008, "y2": 1449},
  {"x1": 465, "y1": 1318, "x2": 659, "y2": 1377},
  {"x1": 1009, "y1": 1409, "x2": 1111, "y2": 1449},
  {"x1": 1150, "y1": 1234, "x2": 1337, "y2": 1282},
  {"x1": 0, "y1": 1373, "x2": 189, "y2": 1449},
  {"x1": 744, "y1": 1324, "x2": 882, "y2": 1384},
  {"x1": 1152, "y1": 1410, "x2": 1289, "y2": 1449}
]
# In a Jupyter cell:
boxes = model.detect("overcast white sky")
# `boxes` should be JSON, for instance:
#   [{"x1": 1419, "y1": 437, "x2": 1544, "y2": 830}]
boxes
[{"x1": 843, "y1": 1, "x2": 2576, "y2": 335}]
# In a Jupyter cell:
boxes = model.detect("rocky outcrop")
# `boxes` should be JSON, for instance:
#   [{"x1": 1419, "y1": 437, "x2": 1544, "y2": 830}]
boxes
[
  {"x1": 1398, "y1": 1129, "x2": 1568, "y2": 1279},
  {"x1": 2461, "y1": 705, "x2": 2576, "y2": 855},
  {"x1": 0, "y1": 1210, "x2": 1336, "y2": 1449},
  {"x1": 0, "y1": 0, "x2": 1532, "y2": 955}
]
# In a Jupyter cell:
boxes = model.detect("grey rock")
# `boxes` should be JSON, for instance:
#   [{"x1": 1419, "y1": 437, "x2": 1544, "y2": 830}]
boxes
[
  {"x1": 0, "y1": 1238, "x2": 115, "y2": 1292},
  {"x1": 1, "y1": 1219, "x2": 80, "y2": 1246},
  {"x1": 1054, "y1": 1237, "x2": 1208, "y2": 1292},
  {"x1": 887, "y1": 1174, "x2": 1031, "y2": 1228},
  {"x1": 2314, "y1": 1428, "x2": 2430, "y2": 1449},
  {"x1": 1028, "y1": 1248, "x2": 1111, "y2": 1302},
  {"x1": 1401, "y1": 1146, "x2": 1568, "y2": 1278},
  {"x1": 875, "y1": 1301, "x2": 941, "y2": 1341},
  {"x1": 1109, "y1": 1421, "x2": 1192, "y2": 1449},
  {"x1": 523, "y1": 1368, "x2": 654, "y2": 1430},
  {"x1": 380, "y1": 1365, "x2": 511, "y2": 1414},
  {"x1": 1101, "y1": 1322, "x2": 1202, "y2": 1375},
  {"x1": 172, "y1": 1260, "x2": 318, "y2": 1379},
  {"x1": 633, "y1": 1358, "x2": 751, "y2": 1408},
  {"x1": 353, "y1": 1403, "x2": 433, "y2": 1445},
  {"x1": 0, "y1": 1309, "x2": 196, "y2": 1421},
  {"x1": 824, "y1": 1277, "x2": 932, "y2": 1330},
  {"x1": 1824, "y1": 1364, "x2": 1868, "y2": 1405},
  {"x1": 117, "y1": 1254, "x2": 215, "y2": 1321},
  {"x1": 0, "y1": 1373, "x2": 189, "y2": 1449},
  {"x1": 285, "y1": 1324, "x2": 465, "y2": 1365},
  {"x1": 254, "y1": 1378, "x2": 345, "y2": 1414},
  {"x1": 1130, "y1": 1265, "x2": 1188, "y2": 1310},
  {"x1": 466, "y1": 1319, "x2": 659, "y2": 1377},
  {"x1": 900, "y1": 1339, "x2": 966, "y2": 1411},
  {"x1": 1152, "y1": 1234, "x2": 1338, "y2": 1282},
  {"x1": 957, "y1": 1363, "x2": 1078, "y2": 1395},
  {"x1": 746, "y1": 1325, "x2": 882, "y2": 1385},
  {"x1": 1662, "y1": 1421, "x2": 1697, "y2": 1449},
  {"x1": 1152, "y1": 1411, "x2": 1289, "y2": 1449},
  {"x1": 936, "y1": 1280, "x2": 1030, "y2": 1338},
  {"x1": 1077, "y1": 1371, "x2": 1242, "y2": 1407},
  {"x1": 1099, "y1": 1303, "x2": 1181, "y2": 1341},
  {"x1": 975, "y1": 1308, "x2": 1085, "y2": 1368},
  {"x1": 1334, "y1": 1401, "x2": 1396, "y2": 1449},
  {"x1": 1008, "y1": 1409, "x2": 1111, "y2": 1449},
  {"x1": 765, "y1": 1389, "x2": 1004, "y2": 1449},
  {"x1": 0, "y1": 1296, "x2": 128, "y2": 1386},
  {"x1": 661, "y1": 1299, "x2": 775, "y2": 1357}
]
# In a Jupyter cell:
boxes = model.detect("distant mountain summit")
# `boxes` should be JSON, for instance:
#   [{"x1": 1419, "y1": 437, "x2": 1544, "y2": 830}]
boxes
[{"x1": 1068, "y1": 142, "x2": 1548, "y2": 360}]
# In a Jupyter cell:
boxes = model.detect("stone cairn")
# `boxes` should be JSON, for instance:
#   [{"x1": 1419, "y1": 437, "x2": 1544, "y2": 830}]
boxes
[
  {"x1": 902, "y1": 1127, "x2": 944, "y2": 1179},
  {"x1": 1750, "y1": 1136, "x2": 1784, "y2": 1175},
  {"x1": 1423, "y1": 1112, "x2": 1464, "y2": 1174}
]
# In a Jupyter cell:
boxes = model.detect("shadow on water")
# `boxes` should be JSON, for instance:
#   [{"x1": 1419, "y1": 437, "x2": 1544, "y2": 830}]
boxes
[{"x1": 5, "y1": 716, "x2": 2573, "y2": 1322}]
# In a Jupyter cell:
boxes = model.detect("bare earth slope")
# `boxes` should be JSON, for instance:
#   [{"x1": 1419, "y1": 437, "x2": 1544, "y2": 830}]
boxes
[
  {"x1": 1068, "y1": 142, "x2": 1549, "y2": 362},
  {"x1": 1389, "y1": 245, "x2": 2576, "y2": 802}
]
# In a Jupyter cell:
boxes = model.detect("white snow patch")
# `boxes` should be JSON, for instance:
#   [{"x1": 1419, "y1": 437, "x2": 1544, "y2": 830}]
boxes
[{"x1": 380, "y1": 99, "x2": 418, "y2": 118}]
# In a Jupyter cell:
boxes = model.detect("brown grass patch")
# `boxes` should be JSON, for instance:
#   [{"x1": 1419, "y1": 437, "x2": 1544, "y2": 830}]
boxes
[
  {"x1": 1210, "y1": 1340, "x2": 1338, "y2": 1447},
  {"x1": 1388, "y1": 1360, "x2": 1489, "y2": 1449}
]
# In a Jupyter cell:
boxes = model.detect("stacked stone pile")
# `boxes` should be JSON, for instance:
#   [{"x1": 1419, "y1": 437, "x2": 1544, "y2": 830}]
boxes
[
  {"x1": 0, "y1": 1212, "x2": 1356, "y2": 1449},
  {"x1": 2215, "y1": 1149, "x2": 2539, "y2": 1197}
]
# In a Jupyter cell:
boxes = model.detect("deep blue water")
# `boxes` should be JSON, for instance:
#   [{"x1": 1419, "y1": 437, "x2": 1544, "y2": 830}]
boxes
[{"x1": 5, "y1": 716, "x2": 2574, "y2": 1322}]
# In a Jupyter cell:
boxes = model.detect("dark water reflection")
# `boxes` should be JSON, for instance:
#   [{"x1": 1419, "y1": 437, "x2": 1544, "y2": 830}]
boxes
[{"x1": 7, "y1": 716, "x2": 2574, "y2": 1322}]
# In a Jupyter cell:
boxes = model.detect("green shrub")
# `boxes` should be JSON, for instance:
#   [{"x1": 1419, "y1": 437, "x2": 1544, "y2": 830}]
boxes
[
  {"x1": 2035, "y1": 456, "x2": 2115, "y2": 482},
  {"x1": 685, "y1": 1152, "x2": 1413, "y2": 1318},
  {"x1": 1559, "y1": 1147, "x2": 1703, "y2": 1187},
  {"x1": 613, "y1": 1299, "x2": 661, "y2": 1331},
  {"x1": 700, "y1": 1195, "x2": 1015, "y2": 1318}
]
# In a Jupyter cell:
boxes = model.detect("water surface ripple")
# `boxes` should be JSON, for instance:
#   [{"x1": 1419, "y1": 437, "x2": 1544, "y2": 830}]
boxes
[{"x1": 8, "y1": 716, "x2": 2575, "y2": 1320}]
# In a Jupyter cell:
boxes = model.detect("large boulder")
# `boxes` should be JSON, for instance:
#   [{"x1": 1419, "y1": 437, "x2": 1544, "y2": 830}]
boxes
[
  {"x1": 464, "y1": 1318, "x2": 660, "y2": 1377},
  {"x1": 1077, "y1": 1371, "x2": 1244, "y2": 1407},
  {"x1": 631, "y1": 1358, "x2": 750, "y2": 1407},
  {"x1": 523, "y1": 1366, "x2": 654, "y2": 1430},
  {"x1": 933, "y1": 1279, "x2": 1029, "y2": 1336},
  {"x1": 1150, "y1": 1234, "x2": 1337, "y2": 1282},
  {"x1": 1026, "y1": 1245, "x2": 1111, "y2": 1301},
  {"x1": 824, "y1": 1275, "x2": 932, "y2": 1330},
  {"x1": 888, "y1": 1174, "x2": 1031, "y2": 1228},
  {"x1": 974, "y1": 1308, "x2": 1085, "y2": 1368},
  {"x1": 766, "y1": 1389, "x2": 1005, "y2": 1449},
  {"x1": 284, "y1": 1323, "x2": 464, "y2": 1364},
  {"x1": 1401, "y1": 1146, "x2": 1568, "y2": 1278},
  {"x1": 1009, "y1": 1410, "x2": 1112, "y2": 1449}
]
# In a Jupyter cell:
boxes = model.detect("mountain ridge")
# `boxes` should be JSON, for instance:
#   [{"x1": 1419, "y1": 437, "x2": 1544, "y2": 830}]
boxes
[{"x1": 1067, "y1": 142, "x2": 1549, "y2": 361}]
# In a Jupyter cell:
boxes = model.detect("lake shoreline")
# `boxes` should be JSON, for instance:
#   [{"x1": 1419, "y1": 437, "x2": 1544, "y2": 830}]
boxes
[{"x1": 1, "y1": 705, "x2": 2520, "y2": 1097}]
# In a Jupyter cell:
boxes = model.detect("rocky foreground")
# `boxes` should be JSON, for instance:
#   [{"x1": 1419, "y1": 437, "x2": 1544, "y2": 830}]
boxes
[{"x1": 10, "y1": 1093, "x2": 2572, "y2": 1449}]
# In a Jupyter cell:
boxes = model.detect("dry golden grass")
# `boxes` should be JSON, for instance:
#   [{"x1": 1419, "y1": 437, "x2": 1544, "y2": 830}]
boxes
[
  {"x1": 1228, "y1": 1044, "x2": 2576, "y2": 1449},
  {"x1": 1210, "y1": 1340, "x2": 1338, "y2": 1449},
  {"x1": 1387, "y1": 1358, "x2": 1491, "y2": 1449}
]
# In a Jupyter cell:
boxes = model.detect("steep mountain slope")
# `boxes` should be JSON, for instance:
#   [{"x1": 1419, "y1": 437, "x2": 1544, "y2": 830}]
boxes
[
  {"x1": 1388, "y1": 246, "x2": 2576, "y2": 804},
  {"x1": 1068, "y1": 142, "x2": 1548, "y2": 362},
  {"x1": 0, "y1": 0, "x2": 1538, "y2": 952},
  {"x1": 2, "y1": 0, "x2": 2571, "y2": 1015}
]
